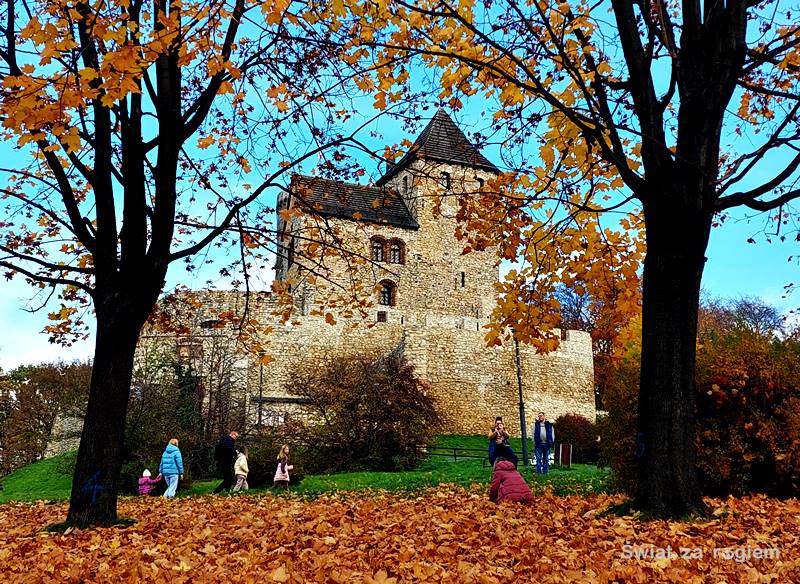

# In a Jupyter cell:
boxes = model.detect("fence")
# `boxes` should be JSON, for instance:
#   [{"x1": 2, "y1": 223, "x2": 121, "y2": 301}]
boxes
[{"x1": 417, "y1": 443, "x2": 573, "y2": 468}]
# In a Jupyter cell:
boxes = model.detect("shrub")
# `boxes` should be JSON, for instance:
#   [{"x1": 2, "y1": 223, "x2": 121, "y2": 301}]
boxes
[
  {"x1": 597, "y1": 339, "x2": 640, "y2": 494},
  {"x1": 694, "y1": 328, "x2": 800, "y2": 497},
  {"x1": 288, "y1": 354, "x2": 441, "y2": 473},
  {"x1": 553, "y1": 413, "x2": 599, "y2": 464},
  {"x1": 602, "y1": 307, "x2": 800, "y2": 498}
]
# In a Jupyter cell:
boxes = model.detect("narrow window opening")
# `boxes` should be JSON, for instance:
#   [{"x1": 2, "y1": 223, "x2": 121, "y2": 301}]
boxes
[
  {"x1": 377, "y1": 311, "x2": 387, "y2": 323},
  {"x1": 371, "y1": 237, "x2": 385, "y2": 262},
  {"x1": 460, "y1": 271, "x2": 466, "y2": 287},
  {"x1": 441, "y1": 171, "x2": 451, "y2": 191},
  {"x1": 401, "y1": 316, "x2": 404, "y2": 324},
  {"x1": 402, "y1": 176, "x2": 409, "y2": 195},
  {"x1": 389, "y1": 240, "x2": 405, "y2": 264},
  {"x1": 287, "y1": 237, "x2": 295, "y2": 266},
  {"x1": 378, "y1": 280, "x2": 397, "y2": 306}
]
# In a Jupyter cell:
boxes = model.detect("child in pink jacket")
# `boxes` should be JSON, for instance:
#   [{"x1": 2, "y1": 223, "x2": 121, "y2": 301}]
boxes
[
  {"x1": 137, "y1": 469, "x2": 162, "y2": 496},
  {"x1": 273, "y1": 444, "x2": 294, "y2": 490}
]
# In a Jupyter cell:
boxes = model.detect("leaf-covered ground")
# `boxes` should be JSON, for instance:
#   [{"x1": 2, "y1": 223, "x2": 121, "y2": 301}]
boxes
[{"x1": 1, "y1": 487, "x2": 797, "y2": 583}]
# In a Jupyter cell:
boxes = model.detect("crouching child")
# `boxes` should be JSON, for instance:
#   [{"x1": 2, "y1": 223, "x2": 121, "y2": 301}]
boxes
[{"x1": 489, "y1": 457, "x2": 533, "y2": 504}]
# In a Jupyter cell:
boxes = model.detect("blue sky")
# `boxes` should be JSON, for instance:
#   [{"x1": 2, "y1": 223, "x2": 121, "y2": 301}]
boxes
[
  {"x1": 1, "y1": 95, "x2": 798, "y2": 372},
  {"x1": 0, "y1": 177, "x2": 796, "y2": 372}
]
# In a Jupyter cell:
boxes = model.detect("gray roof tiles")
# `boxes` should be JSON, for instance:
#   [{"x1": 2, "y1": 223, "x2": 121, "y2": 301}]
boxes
[
  {"x1": 377, "y1": 109, "x2": 499, "y2": 186},
  {"x1": 291, "y1": 175, "x2": 419, "y2": 230}
]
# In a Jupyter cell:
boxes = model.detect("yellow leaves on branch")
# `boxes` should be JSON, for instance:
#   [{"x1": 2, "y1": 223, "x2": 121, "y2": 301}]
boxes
[{"x1": 1, "y1": 0, "x2": 240, "y2": 148}]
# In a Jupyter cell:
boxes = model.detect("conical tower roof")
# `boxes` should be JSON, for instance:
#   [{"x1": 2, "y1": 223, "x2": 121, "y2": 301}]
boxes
[{"x1": 376, "y1": 110, "x2": 498, "y2": 186}]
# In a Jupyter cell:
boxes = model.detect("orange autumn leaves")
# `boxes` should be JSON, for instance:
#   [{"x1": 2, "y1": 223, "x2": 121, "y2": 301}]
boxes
[{"x1": 1, "y1": 486, "x2": 798, "y2": 582}]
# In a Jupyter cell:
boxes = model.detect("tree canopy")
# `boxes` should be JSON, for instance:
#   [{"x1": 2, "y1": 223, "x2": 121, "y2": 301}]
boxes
[{"x1": 343, "y1": 0, "x2": 800, "y2": 515}]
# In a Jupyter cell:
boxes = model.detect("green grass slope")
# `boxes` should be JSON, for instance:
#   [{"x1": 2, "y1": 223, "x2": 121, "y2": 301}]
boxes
[
  {"x1": 0, "y1": 452, "x2": 75, "y2": 503},
  {"x1": 0, "y1": 437, "x2": 611, "y2": 503}
]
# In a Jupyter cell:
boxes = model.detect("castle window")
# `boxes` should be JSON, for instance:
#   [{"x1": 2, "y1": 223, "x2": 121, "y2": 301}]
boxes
[
  {"x1": 371, "y1": 236, "x2": 386, "y2": 262},
  {"x1": 388, "y1": 239, "x2": 405, "y2": 264},
  {"x1": 377, "y1": 311, "x2": 387, "y2": 323},
  {"x1": 441, "y1": 171, "x2": 451, "y2": 191},
  {"x1": 177, "y1": 338, "x2": 202, "y2": 361},
  {"x1": 200, "y1": 319, "x2": 222, "y2": 329},
  {"x1": 476, "y1": 177, "x2": 484, "y2": 190},
  {"x1": 460, "y1": 271, "x2": 466, "y2": 287},
  {"x1": 287, "y1": 237, "x2": 295, "y2": 266},
  {"x1": 378, "y1": 280, "x2": 397, "y2": 306},
  {"x1": 403, "y1": 176, "x2": 409, "y2": 195}
]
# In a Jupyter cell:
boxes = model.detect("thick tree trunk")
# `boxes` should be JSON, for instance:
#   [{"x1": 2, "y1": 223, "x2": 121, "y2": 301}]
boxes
[
  {"x1": 66, "y1": 306, "x2": 143, "y2": 525},
  {"x1": 634, "y1": 199, "x2": 712, "y2": 516}
]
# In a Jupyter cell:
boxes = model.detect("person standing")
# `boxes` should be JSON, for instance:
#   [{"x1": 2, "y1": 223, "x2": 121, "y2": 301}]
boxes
[
  {"x1": 273, "y1": 444, "x2": 294, "y2": 490},
  {"x1": 213, "y1": 430, "x2": 239, "y2": 494},
  {"x1": 233, "y1": 445, "x2": 249, "y2": 492},
  {"x1": 532, "y1": 412, "x2": 555, "y2": 474},
  {"x1": 488, "y1": 418, "x2": 519, "y2": 467},
  {"x1": 159, "y1": 438, "x2": 184, "y2": 498}
]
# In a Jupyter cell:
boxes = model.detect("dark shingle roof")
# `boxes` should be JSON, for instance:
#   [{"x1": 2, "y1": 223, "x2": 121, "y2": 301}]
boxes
[
  {"x1": 291, "y1": 175, "x2": 418, "y2": 230},
  {"x1": 376, "y1": 109, "x2": 499, "y2": 186}
]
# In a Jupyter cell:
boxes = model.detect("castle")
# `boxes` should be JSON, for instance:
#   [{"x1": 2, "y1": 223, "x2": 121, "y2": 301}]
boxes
[{"x1": 138, "y1": 110, "x2": 596, "y2": 434}]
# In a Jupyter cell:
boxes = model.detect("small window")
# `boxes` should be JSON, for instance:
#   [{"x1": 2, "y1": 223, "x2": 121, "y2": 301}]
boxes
[
  {"x1": 378, "y1": 280, "x2": 397, "y2": 306},
  {"x1": 460, "y1": 271, "x2": 466, "y2": 288},
  {"x1": 389, "y1": 239, "x2": 405, "y2": 264},
  {"x1": 377, "y1": 311, "x2": 387, "y2": 323},
  {"x1": 371, "y1": 237, "x2": 386, "y2": 262},
  {"x1": 287, "y1": 237, "x2": 295, "y2": 266},
  {"x1": 402, "y1": 176, "x2": 409, "y2": 195},
  {"x1": 476, "y1": 177, "x2": 484, "y2": 190},
  {"x1": 200, "y1": 319, "x2": 222, "y2": 329},
  {"x1": 441, "y1": 171, "x2": 451, "y2": 190}
]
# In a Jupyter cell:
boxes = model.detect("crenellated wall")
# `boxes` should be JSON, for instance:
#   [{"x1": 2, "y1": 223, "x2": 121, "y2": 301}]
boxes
[{"x1": 138, "y1": 291, "x2": 595, "y2": 434}]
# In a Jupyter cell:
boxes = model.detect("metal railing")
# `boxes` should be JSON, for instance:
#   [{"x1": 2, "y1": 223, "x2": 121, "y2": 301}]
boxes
[
  {"x1": 417, "y1": 443, "x2": 573, "y2": 469},
  {"x1": 416, "y1": 445, "x2": 490, "y2": 466}
]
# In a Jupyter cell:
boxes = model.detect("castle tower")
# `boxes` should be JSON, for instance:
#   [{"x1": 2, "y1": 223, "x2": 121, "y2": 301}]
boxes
[{"x1": 277, "y1": 110, "x2": 502, "y2": 326}]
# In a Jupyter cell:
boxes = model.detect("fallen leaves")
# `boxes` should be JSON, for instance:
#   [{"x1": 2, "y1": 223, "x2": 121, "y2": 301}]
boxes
[{"x1": 0, "y1": 487, "x2": 797, "y2": 582}]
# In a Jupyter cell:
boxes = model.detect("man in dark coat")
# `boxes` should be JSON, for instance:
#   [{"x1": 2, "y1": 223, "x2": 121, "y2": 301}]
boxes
[
  {"x1": 212, "y1": 430, "x2": 239, "y2": 494},
  {"x1": 489, "y1": 457, "x2": 533, "y2": 504},
  {"x1": 532, "y1": 411, "x2": 555, "y2": 474}
]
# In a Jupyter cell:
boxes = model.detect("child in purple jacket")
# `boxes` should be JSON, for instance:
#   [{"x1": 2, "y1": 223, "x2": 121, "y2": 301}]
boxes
[{"x1": 137, "y1": 469, "x2": 162, "y2": 496}]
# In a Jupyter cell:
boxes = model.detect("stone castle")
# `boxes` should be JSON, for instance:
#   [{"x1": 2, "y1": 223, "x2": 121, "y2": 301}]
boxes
[{"x1": 139, "y1": 110, "x2": 596, "y2": 434}]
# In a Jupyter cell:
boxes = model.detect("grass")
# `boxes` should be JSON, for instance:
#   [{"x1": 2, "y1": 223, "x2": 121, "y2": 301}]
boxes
[
  {"x1": 0, "y1": 436, "x2": 612, "y2": 503},
  {"x1": 0, "y1": 452, "x2": 74, "y2": 503}
]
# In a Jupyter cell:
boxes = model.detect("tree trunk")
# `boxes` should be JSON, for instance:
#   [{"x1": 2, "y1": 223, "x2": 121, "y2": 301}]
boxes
[
  {"x1": 634, "y1": 198, "x2": 712, "y2": 516},
  {"x1": 66, "y1": 305, "x2": 142, "y2": 525}
]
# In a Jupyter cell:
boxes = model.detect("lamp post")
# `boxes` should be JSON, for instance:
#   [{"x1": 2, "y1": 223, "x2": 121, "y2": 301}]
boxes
[
  {"x1": 514, "y1": 336, "x2": 529, "y2": 465},
  {"x1": 257, "y1": 361, "x2": 264, "y2": 432}
]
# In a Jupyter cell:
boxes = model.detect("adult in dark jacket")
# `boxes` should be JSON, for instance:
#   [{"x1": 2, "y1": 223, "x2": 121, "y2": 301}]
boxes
[
  {"x1": 159, "y1": 438, "x2": 184, "y2": 498},
  {"x1": 532, "y1": 411, "x2": 555, "y2": 475},
  {"x1": 213, "y1": 430, "x2": 239, "y2": 494},
  {"x1": 489, "y1": 458, "x2": 533, "y2": 504}
]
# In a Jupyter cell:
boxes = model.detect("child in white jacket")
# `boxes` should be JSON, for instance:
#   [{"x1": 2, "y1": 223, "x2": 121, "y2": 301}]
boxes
[{"x1": 233, "y1": 445, "x2": 249, "y2": 492}]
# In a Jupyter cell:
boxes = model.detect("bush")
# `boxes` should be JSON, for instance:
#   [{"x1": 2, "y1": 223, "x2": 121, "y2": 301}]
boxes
[
  {"x1": 602, "y1": 308, "x2": 800, "y2": 498},
  {"x1": 553, "y1": 413, "x2": 599, "y2": 464},
  {"x1": 288, "y1": 354, "x2": 441, "y2": 473},
  {"x1": 694, "y1": 328, "x2": 800, "y2": 497}
]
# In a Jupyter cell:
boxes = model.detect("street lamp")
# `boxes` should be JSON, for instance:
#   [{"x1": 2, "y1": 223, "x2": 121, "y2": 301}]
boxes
[{"x1": 514, "y1": 336, "x2": 529, "y2": 465}]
